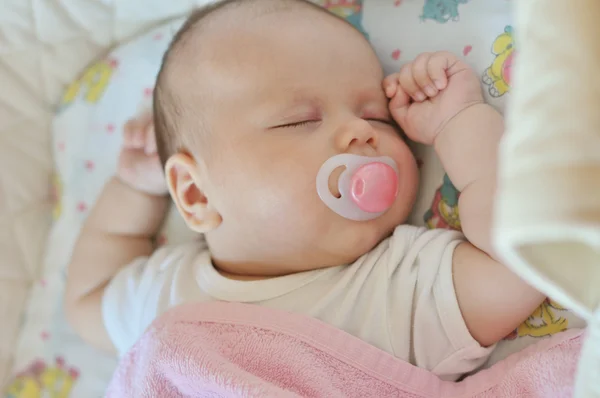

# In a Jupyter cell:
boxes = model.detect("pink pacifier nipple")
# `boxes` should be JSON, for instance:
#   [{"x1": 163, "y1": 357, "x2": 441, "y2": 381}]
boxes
[
  {"x1": 350, "y1": 163, "x2": 398, "y2": 213},
  {"x1": 316, "y1": 154, "x2": 399, "y2": 221}
]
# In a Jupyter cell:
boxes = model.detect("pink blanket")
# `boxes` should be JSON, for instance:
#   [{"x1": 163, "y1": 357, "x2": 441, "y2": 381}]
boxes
[{"x1": 107, "y1": 302, "x2": 582, "y2": 397}]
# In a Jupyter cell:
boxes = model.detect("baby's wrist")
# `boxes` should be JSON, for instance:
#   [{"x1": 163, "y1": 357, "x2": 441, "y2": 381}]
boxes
[
  {"x1": 114, "y1": 174, "x2": 169, "y2": 199},
  {"x1": 86, "y1": 176, "x2": 169, "y2": 238},
  {"x1": 433, "y1": 101, "x2": 488, "y2": 145},
  {"x1": 432, "y1": 101, "x2": 503, "y2": 194}
]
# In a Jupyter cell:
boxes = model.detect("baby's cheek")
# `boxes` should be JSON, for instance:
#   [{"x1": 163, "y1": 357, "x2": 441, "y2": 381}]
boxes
[
  {"x1": 261, "y1": 179, "x2": 313, "y2": 218},
  {"x1": 264, "y1": 179, "x2": 324, "y2": 228},
  {"x1": 222, "y1": 145, "x2": 326, "y2": 229},
  {"x1": 384, "y1": 133, "x2": 412, "y2": 157}
]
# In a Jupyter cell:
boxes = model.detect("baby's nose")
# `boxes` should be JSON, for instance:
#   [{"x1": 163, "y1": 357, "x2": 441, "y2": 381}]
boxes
[{"x1": 335, "y1": 119, "x2": 378, "y2": 152}]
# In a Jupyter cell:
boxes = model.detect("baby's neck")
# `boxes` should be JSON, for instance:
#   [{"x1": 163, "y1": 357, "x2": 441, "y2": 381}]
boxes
[
  {"x1": 211, "y1": 254, "x2": 330, "y2": 281},
  {"x1": 214, "y1": 265, "x2": 275, "y2": 281}
]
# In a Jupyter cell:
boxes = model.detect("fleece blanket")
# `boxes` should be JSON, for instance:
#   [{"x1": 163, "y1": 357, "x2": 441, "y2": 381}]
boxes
[
  {"x1": 107, "y1": 302, "x2": 582, "y2": 398},
  {"x1": 493, "y1": 1, "x2": 600, "y2": 396}
]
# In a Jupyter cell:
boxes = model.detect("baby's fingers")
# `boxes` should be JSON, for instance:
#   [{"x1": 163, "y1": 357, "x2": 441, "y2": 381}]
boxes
[
  {"x1": 399, "y1": 63, "x2": 425, "y2": 102},
  {"x1": 411, "y1": 53, "x2": 438, "y2": 98},
  {"x1": 123, "y1": 119, "x2": 146, "y2": 149},
  {"x1": 383, "y1": 73, "x2": 400, "y2": 98},
  {"x1": 388, "y1": 85, "x2": 411, "y2": 129},
  {"x1": 427, "y1": 52, "x2": 458, "y2": 91},
  {"x1": 144, "y1": 124, "x2": 157, "y2": 155}
]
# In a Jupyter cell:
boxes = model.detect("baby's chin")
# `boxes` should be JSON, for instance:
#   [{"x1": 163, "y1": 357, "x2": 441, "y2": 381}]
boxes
[{"x1": 333, "y1": 214, "x2": 404, "y2": 264}]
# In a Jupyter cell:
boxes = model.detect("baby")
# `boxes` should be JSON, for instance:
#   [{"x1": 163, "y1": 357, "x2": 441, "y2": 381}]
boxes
[{"x1": 65, "y1": 0, "x2": 546, "y2": 381}]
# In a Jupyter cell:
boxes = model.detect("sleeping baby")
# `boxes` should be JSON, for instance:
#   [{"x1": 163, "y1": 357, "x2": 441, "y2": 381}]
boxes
[{"x1": 65, "y1": 0, "x2": 550, "y2": 381}]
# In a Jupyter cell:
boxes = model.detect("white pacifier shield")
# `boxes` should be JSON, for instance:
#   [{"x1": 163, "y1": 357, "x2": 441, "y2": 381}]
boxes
[{"x1": 316, "y1": 154, "x2": 399, "y2": 221}]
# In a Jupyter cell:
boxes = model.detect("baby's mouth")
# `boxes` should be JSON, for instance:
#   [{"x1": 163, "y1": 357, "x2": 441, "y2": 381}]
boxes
[
  {"x1": 316, "y1": 153, "x2": 399, "y2": 222},
  {"x1": 328, "y1": 166, "x2": 345, "y2": 199}
]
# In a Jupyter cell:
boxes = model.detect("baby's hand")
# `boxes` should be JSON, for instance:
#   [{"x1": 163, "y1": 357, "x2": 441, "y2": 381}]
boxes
[
  {"x1": 384, "y1": 51, "x2": 483, "y2": 145},
  {"x1": 117, "y1": 112, "x2": 168, "y2": 196}
]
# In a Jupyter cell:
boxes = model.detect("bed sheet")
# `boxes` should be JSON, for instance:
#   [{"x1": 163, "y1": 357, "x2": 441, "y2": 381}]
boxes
[
  {"x1": 1, "y1": 0, "x2": 585, "y2": 396},
  {"x1": 1, "y1": 1, "x2": 515, "y2": 395},
  {"x1": 0, "y1": 0, "x2": 209, "y2": 391}
]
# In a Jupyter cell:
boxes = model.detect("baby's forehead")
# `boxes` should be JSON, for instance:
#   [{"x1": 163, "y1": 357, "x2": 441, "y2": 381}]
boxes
[
  {"x1": 178, "y1": 0, "x2": 362, "y2": 57},
  {"x1": 186, "y1": 1, "x2": 332, "y2": 41},
  {"x1": 164, "y1": 2, "x2": 381, "y2": 125},
  {"x1": 178, "y1": 5, "x2": 372, "y2": 74},
  {"x1": 168, "y1": 7, "x2": 352, "y2": 88}
]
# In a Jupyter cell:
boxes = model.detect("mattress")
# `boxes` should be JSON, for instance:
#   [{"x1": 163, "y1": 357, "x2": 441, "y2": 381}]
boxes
[{"x1": 0, "y1": 0, "x2": 206, "y2": 388}]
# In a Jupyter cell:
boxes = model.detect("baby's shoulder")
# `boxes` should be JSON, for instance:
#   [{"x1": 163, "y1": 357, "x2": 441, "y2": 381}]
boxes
[
  {"x1": 144, "y1": 239, "x2": 209, "y2": 272},
  {"x1": 391, "y1": 224, "x2": 464, "y2": 246},
  {"x1": 390, "y1": 224, "x2": 428, "y2": 243},
  {"x1": 367, "y1": 225, "x2": 465, "y2": 266}
]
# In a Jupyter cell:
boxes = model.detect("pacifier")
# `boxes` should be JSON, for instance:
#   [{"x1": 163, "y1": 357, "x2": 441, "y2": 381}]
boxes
[{"x1": 316, "y1": 154, "x2": 399, "y2": 221}]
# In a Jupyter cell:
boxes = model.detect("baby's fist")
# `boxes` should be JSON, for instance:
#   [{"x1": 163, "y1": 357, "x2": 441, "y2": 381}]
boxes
[
  {"x1": 117, "y1": 112, "x2": 168, "y2": 196},
  {"x1": 384, "y1": 51, "x2": 483, "y2": 145}
]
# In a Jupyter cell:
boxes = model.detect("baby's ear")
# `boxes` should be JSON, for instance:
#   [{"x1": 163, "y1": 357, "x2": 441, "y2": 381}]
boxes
[{"x1": 165, "y1": 153, "x2": 222, "y2": 233}]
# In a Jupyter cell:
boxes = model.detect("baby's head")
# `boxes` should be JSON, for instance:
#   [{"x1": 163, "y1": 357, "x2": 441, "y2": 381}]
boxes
[{"x1": 154, "y1": 0, "x2": 419, "y2": 276}]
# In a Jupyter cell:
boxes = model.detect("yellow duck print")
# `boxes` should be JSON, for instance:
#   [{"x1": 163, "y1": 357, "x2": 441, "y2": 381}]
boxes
[
  {"x1": 517, "y1": 298, "x2": 569, "y2": 338},
  {"x1": 5, "y1": 358, "x2": 79, "y2": 398},
  {"x1": 482, "y1": 26, "x2": 515, "y2": 98},
  {"x1": 505, "y1": 298, "x2": 569, "y2": 340},
  {"x1": 59, "y1": 59, "x2": 114, "y2": 110}
]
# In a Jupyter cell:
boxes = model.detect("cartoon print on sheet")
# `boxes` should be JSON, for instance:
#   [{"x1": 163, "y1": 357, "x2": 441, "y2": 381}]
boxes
[
  {"x1": 424, "y1": 174, "x2": 461, "y2": 231},
  {"x1": 424, "y1": 176, "x2": 571, "y2": 340},
  {"x1": 420, "y1": 0, "x2": 470, "y2": 24},
  {"x1": 504, "y1": 299, "x2": 569, "y2": 340},
  {"x1": 57, "y1": 59, "x2": 115, "y2": 112},
  {"x1": 483, "y1": 26, "x2": 515, "y2": 97},
  {"x1": 5, "y1": 357, "x2": 79, "y2": 398},
  {"x1": 313, "y1": 0, "x2": 368, "y2": 38},
  {"x1": 50, "y1": 173, "x2": 62, "y2": 220}
]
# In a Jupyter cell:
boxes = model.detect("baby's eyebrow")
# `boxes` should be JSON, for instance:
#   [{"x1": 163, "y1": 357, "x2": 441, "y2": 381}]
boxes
[
  {"x1": 267, "y1": 94, "x2": 322, "y2": 115},
  {"x1": 282, "y1": 91, "x2": 323, "y2": 108},
  {"x1": 270, "y1": 105, "x2": 322, "y2": 124},
  {"x1": 250, "y1": 98, "x2": 321, "y2": 128}
]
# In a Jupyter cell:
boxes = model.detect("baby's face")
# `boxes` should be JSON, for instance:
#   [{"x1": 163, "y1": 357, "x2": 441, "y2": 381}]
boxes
[{"x1": 193, "y1": 9, "x2": 418, "y2": 273}]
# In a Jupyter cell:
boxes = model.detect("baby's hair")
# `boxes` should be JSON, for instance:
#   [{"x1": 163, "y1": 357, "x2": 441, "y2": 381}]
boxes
[{"x1": 153, "y1": 0, "x2": 346, "y2": 168}]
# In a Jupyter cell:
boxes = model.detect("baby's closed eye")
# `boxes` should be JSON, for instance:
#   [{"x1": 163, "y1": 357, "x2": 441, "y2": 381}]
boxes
[
  {"x1": 272, "y1": 119, "x2": 321, "y2": 129},
  {"x1": 364, "y1": 117, "x2": 394, "y2": 126}
]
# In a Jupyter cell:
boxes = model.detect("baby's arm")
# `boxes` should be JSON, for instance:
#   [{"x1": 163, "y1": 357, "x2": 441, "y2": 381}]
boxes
[
  {"x1": 433, "y1": 104, "x2": 500, "y2": 257},
  {"x1": 385, "y1": 52, "x2": 545, "y2": 347},
  {"x1": 385, "y1": 52, "x2": 499, "y2": 256},
  {"x1": 65, "y1": 115, "x2": 168, "y2": 353}
]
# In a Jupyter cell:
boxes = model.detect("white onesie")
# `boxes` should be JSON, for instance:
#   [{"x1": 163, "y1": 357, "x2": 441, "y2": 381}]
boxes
[{"x1": 102, "y1": 225, "x2": 494, "y2": 381}]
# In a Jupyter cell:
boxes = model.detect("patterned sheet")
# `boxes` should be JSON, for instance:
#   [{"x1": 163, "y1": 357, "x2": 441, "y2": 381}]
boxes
[
  {"x1": 1, "y1": 0, "x2": 586, "y2": 396},
  {"x1": 0, "y1": 0, "x2": 206, "y2": 393}
]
